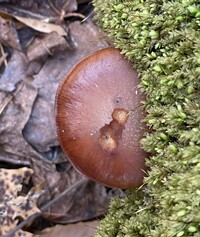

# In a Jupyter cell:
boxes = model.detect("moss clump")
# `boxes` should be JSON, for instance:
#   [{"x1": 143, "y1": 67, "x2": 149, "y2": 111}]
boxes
[{"x1": 93, "y1": 0, "x2": 200, "y2": 236}]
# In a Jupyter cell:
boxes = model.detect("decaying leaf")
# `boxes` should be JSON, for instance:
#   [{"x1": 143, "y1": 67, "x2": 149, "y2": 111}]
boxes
[
  {"x1": 15, "y1": 15, "x2": 67, "y2": 36},
  {"x1": 0, "y1": 11, "x2": 67, "y2": 36},
  {"x1": 0, "y1": 167, "x2": 41, "y2": 236}
]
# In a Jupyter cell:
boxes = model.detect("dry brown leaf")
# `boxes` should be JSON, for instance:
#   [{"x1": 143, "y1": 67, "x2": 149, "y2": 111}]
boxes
[
  {"x1": 0, "y1": 11, "x2": 67, "y2": 36},
  {"x1": 0, "y1": 167, "x2": 41, "y2": 236},
  {"x1": 14, "y1": 15, "x2": 67, "y2": 36},
  {"x1": 34, "y1": 220, "x2": 99, "y2": 237}
]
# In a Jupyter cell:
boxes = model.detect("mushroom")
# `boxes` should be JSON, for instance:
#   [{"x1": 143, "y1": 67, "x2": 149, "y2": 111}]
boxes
[{"x1": 55, "y1": 48, "x2": 148, "y2": 189}]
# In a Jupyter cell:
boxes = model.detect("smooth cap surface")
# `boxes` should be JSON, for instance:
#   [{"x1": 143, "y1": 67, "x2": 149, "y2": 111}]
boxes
[{"x1": 55, "y1": 48, "x2": 147, "y2": 189}]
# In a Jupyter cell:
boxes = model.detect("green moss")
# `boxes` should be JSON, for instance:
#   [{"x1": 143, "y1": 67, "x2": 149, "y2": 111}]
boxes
[{"x1": 93, "y1": 0, "x2": 200, "y2": 236}]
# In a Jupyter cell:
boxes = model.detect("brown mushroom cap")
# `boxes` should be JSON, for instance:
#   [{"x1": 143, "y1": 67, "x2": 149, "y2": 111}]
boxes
[{"x1": 55, "y1": 48, "x2": 147, "y2": 189}]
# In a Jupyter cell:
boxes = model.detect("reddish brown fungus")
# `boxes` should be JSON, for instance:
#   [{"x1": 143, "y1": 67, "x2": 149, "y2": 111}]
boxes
[{"x1": 55, "y1": 48, "x2": 148, "y2": 189}]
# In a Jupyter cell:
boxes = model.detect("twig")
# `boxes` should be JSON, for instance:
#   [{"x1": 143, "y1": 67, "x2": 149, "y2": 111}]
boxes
[
  {"x1": 47, "y1": 0, "x2": 61, "y2": 15},
  {"x1": 81, "y1": 10, "x2": 95, "y2": 24},
  {"x1": 0, "y1": 43, "x2": 8, "y2": 67},
  {"x1": 47, "y1": 0, "x2": 86, "y2": 22},
  {"x1": 64, "y1": 12, "x2": 85, "y2": 19},
  {"x1": 40, "y1": 178, "x2": 88, "y2": 212},
  {"x1": 0, "y1": 52, "x2": 8, "y2": 67}
]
